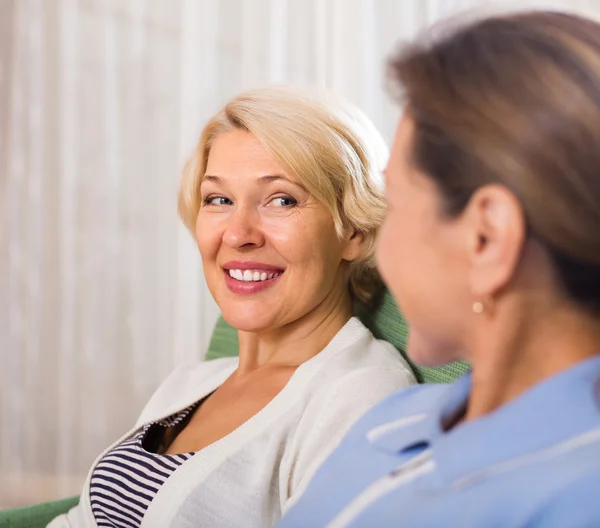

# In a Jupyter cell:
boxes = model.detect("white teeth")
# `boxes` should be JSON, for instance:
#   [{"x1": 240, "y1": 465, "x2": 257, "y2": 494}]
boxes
[{"x1": 228, "y1": 269, "x2": 282, "y2": 282}]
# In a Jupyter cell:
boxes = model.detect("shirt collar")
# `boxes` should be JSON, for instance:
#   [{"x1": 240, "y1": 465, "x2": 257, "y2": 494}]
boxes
[
  {"x1": 369, "y1": 355, "x2": 600, "y2": 486},
  {"x1": 367, "y1": 375, "x2": 471, "y2": 453}
]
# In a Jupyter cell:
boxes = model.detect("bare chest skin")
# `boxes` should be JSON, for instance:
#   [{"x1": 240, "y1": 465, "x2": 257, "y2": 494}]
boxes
[{"x1": 163, "y1": 366, "x2": 296, "y2": 455}]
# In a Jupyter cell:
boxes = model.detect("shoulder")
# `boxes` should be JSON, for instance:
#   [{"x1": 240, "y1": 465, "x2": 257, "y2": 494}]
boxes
[
  {"x1": 136, "y1": 357, "x2": 238, "y2": 426},
  {"x1": 318, "y1": 317, "x2": 416, "y2": 382},
  {"x1": 305, "y1": 329, "x2": 419, "y2": 415},
  {"x1": 291, "y1": 320, "x2": 431, "y2": 445},
  {"x1": 306, "y1": 368, "x2": 414, "y2": 423},
  {"x1": 337, "y1": 382, "x2": 448, "y2": 442},
  {"x1": 284, "y1": 328, "x2": 419, "y2": 500},
  {"x1": 294, "y1": 318, "x2": 421, "y2": 420},
  {"x1": 527, "y1": 469, "x2": 600, "y2": 527}
]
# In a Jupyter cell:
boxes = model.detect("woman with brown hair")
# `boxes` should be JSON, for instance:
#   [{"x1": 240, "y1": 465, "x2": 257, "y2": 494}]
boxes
[{"x1": 279, "y1": 10, "x2": 600, "y2": 527}]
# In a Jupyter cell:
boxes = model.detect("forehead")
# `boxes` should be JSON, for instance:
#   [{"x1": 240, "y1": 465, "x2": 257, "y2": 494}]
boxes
[
  {"x1": 202, "y1": 130, "x2": 319, "y2": 198},
  {"x1": 392, "y1": 114, "x2": 415, "y2": 161},
  {"x1": 205, "y1": 130, "x2": 287, "y2": 177},
  {"x1": 387, "y1": 114, "x2": 440, "y2": 192},
  {"x1": 385, "y1": 114, "x2": 414, "y2": 184}
]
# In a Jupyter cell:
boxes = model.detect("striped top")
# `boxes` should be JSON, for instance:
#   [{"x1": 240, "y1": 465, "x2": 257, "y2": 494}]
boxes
[{"x1": 90, "y1": 404, "x2": 198, "y2": 528}]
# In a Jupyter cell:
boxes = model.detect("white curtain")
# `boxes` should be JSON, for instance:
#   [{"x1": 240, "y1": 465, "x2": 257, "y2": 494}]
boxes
[{"x1": 1, "y1": 0, "x2": 599, "y2": 509}]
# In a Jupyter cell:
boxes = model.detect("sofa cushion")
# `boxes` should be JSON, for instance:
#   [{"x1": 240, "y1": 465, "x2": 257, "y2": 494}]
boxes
[{"x1": 0, "y1": 496, "x2": 79, "y2": 527}]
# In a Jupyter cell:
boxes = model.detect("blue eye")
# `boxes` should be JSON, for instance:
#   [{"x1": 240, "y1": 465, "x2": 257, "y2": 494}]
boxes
[
  {"x1": 204, "y1": 196, "x2": 233, "y2": 206},
  {"x1": 271, "y1": 196, "x2": 297, "y2": 207}
]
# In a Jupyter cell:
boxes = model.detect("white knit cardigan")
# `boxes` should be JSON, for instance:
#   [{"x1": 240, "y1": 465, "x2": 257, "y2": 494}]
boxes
[{"x1": 49, "y1": 317, "x2": 415, "y2": 528}]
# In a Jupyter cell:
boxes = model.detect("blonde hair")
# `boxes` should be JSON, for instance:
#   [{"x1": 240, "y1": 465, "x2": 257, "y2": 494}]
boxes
[{"x1": 178, "y1": 85, "x2": 389, "y2": 305}]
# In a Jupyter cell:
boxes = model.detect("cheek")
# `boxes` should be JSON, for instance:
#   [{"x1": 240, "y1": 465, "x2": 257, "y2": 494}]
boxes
[
  {"x1": 378, "y1": 208, "x2": 451, "y2": 321},
  {"x1": 195, "y1": 213, "x2": 221, "y2": 261},
  {"x1": 262, "y1": 218, "x2": 297, "y2": 257},
  {"x1": 388, "y1": 225, "x2": 469, "y2": 365},
  {"x1": 377, "y1": 211, "x2": 409, "y2": 293},
  {"x1": 266, "y1": 213, "x2": 340, "y2": 268}
]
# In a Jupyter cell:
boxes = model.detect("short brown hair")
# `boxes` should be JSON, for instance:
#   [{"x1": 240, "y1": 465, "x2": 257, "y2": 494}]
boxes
[{"x1": 388, "y1": 10, "x2": 600, "y2": 313}]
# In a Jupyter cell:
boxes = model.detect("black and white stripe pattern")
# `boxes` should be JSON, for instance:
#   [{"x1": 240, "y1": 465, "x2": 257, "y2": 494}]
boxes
[{"x1": 90, "y1": 405, "x2": 197, "y2": 528}]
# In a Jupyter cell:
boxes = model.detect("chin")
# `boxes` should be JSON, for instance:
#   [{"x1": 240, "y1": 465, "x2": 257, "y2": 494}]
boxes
[
  {"x1": 406, "y1": 332, "x2": 459, "y2": 367},
  {"x1": 219, "y1": 305, "x2": 275, "y2": 334}
]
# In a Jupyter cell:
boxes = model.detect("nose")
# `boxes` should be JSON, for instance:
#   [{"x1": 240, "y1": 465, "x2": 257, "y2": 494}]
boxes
[{"x1": 222, "y1": 204, "x2": 265, "y2": 249}]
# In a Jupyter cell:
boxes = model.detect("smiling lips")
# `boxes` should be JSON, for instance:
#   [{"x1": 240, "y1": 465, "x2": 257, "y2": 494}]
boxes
[
  {"x1": 228, "y1": 269, "x2": 283, "y2": 282},
  {"x1": 222, "y1": 261, "x2": 284, "y2": 294}
]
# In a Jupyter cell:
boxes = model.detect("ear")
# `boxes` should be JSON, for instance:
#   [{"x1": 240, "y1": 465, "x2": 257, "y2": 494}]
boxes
[
  {"x1": 341, "y1": 230, "x2": 366, "y2": 262},
  {"x1": 464, "y1": 185, "x2": 526, "y2": 299}
]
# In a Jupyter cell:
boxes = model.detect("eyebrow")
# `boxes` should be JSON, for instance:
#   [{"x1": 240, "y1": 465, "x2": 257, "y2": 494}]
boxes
[{"x1": 202, "y1": 174, "x2": 305, "y2": 189}]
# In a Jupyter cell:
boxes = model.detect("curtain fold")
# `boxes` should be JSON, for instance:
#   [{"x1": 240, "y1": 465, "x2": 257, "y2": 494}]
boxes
[{"x1": 1, "y1": 0, "x2": 598, "y2": 508}]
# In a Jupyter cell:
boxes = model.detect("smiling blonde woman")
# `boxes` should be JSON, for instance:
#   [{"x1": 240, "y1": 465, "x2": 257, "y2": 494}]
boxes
[{"x1": 49, "y1": 86, "x2": 415, "y2": 528}]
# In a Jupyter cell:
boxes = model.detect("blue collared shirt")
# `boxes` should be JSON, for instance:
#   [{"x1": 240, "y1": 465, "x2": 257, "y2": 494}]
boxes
[{"x1": 279, "y1": 356, "x2": 600, "y2": 527}]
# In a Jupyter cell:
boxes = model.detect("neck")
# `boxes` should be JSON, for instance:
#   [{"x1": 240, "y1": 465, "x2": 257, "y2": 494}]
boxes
[
  {"x1": 235, "y1": 289, "x2": 354, "y2": 373},
  {"x1": 465, "y1": 299, "x2": 600, "y2": 421}
]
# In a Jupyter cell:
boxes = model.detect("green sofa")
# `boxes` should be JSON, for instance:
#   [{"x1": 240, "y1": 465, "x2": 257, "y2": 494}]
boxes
[{"x1": 0, "y1": 292, "x2": 468, "y2": 527}]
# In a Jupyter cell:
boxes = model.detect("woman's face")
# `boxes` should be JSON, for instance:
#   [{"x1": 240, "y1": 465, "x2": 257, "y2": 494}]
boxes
[
  {"x1": 377, "y1": 116, "x2": 472, "y2": 365},
  {"x1": 197, "y1": 129, "x2": 359, "y2": 333}
]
